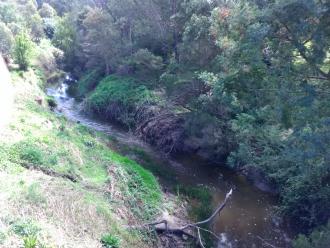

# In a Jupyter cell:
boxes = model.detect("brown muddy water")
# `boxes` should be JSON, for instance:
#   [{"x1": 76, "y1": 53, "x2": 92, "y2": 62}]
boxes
[{"x1": 47, "y1": 81, "x2": 292, "y2": 248}]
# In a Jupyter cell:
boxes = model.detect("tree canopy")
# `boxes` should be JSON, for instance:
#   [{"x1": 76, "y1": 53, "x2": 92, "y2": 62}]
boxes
[{"x1": 1, "y1": 0, "x2": 329, "y2": 246}]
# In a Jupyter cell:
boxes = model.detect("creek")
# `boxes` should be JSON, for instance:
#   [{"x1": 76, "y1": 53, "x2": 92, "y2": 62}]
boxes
[{"x1": 47, "y1": 80, "x2": 292, "y2": 248}]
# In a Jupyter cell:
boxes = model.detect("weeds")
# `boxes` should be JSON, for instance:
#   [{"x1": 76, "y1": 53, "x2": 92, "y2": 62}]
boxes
[
  {"x1": 11, "y1": 219, "x2": 40, "y2": 237},
  {"x1": 101, "y1": 233, "x2": 120, "y2": 248},
  {"x1": 175, "y1": 185, "x2": 214, "y2": 247},
  {"x1": 176, "y1": 185, "x2": 212, "y2": 220},
  {"x1": 23, "y1": 235, "x2": 38, "y2": 248},
  {"x1": 0, "y1": 231, "x2": 5, "y2": 244},
  {"x1": 13, "y1": 141, "x2": 44, "y2": 167},
  {"x1": 25, "y1": 183, "x2": 46, "y2": 204}
]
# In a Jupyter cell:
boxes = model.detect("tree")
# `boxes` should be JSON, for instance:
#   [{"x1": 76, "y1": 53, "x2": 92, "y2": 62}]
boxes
[
  {"x1": 13, "y1": 32, "x2": 33, "y2": 70},
  {"x1": 0, "y1": 22, "x2": 14, "y2": 57},
  {"x1": 52, "y1": 15, "x2": 76, "y2": 69},
  {"x1": 29, "y1": 14, "x2": 45, "y2": 42},
  {"x1": 0, "y1": 2, "x2": 19, "y2": 24},
  {"x1": 82, "y1": 8, "x2": 121, "y2": 74},
  {"x1": 293, "y1": 222, "x2": 330, "y2": 248},
  {"x1": 39, "y1": 3, "x2": 57, "y2": 18}
]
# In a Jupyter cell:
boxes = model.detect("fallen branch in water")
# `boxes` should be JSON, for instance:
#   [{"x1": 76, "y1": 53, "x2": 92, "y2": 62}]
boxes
[
  {"x1": 256, "y1": 236, "x2": 279, "y2": 248},
  {"x1": 130, "y1": 189, "x2": 233, "y2": 247}
]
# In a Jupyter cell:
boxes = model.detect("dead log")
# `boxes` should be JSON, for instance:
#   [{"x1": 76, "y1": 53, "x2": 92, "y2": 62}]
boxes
[{"x1": 130, "y1": 189, "x2": 233, "y2": 247}]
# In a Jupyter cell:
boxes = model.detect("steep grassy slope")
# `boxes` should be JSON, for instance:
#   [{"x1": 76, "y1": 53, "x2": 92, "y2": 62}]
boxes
[
  {"x1": 0, "y1": 69, "x2": 163, "y2": 248},
  {"x1": 0, "y1": 56, "x2": 13, "y2": 129}
]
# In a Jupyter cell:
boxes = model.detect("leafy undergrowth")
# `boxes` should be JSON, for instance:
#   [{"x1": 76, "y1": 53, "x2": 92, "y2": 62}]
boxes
[
  {"x1": 85, "y1": 75, "x2": 157, "y2": 126},
  {"x1": 0, "y1": 69, "x2": 163, "y2": 247},
  {"x1": 67, "y1": 70, "x2": 102, "y2": 100}
]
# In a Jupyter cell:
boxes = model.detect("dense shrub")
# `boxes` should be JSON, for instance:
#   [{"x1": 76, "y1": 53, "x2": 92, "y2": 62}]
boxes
[
  {"x1": 0, "y1": 21, "x2": 14, "y2": 57},
  {"x1": 123, "y1": 49, "x2": 164, "y2": 82},
  {"x1": 101, "y1": 233, "x2": 120, "y2": 248},
  {"x1": 68, "y1": 70, "x2": 102, "y2": 99},
  {"x1": 33, "y1": 39, "x2": 63, "y2": 80},
  {"x1": 11, "y1": 219, "x2": 40, "y2": 237},
  {"x1": 13, "y1": 32, "x2": 34, "y2": 70},
  {"x1": 293, "y1": 222, "x2": 330, "y2": 248},
  {"x1": 39, "y1": 3, "x2": 57, "y2": 18},
  {"x1": 85, "y1": 75, "x2": 155, "y2": 126}
]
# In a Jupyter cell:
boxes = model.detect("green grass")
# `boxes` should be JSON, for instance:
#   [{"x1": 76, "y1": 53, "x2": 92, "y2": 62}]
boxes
[
  {"x1": 175, "y1": 185, "x2": 214, "y2": 247},
  {"x1": 175, "y1": 185, "x2": 212, "y2": 221},
  {"x1": 11, "y1": 219, "x2": 41, "y2": 237},
  {"x1": 101, "y1": 233, "x2": 121, "y2": 248},
  {"x1": 112, "y1": 144, "x2": 177, "y2": 183},
  {"x1": 0, "y1": 69, "x2": 163, "y2": 247},
  {"x1": 112, "y1": 153, "x2": 161, "y2": 217}
]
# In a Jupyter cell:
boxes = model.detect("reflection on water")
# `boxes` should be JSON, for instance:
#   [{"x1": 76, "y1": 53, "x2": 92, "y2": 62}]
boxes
[{"x1": 47, "y1": 81, "x2": 291, "y2": 248}]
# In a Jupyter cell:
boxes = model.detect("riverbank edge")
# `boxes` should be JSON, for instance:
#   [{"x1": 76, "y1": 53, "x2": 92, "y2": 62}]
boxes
[
  {"x1": 69, "y1": 73, "x2": 278, "y2": 195},
  {"x1": 0, "y1": 67, "x2": 203, "y2": 247}
]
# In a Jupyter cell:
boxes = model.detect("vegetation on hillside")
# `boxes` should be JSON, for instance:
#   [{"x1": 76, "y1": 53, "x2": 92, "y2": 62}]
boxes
[
  {"x1": 0, "y1": 0, "x2": 329, "y2": 246},
  {"x1": 48, "y1": 0, "x2": 329, "y2": 239},
  {"x1": 85, "y1": 75, "x2": 156, "y2": 127},
  {"x1": 0, "y1": 68, "x2": 164, "y2": 247}
]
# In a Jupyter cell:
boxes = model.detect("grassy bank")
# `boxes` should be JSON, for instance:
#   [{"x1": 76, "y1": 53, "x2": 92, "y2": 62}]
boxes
[{"x1": 0, "y1": 69, "x2": 163, "y2": 247}]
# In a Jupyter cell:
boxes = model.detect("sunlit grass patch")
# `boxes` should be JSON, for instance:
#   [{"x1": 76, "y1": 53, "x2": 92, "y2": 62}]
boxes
[{"x1": 0, "y1": 69, "x2": 164, "y2": 247}]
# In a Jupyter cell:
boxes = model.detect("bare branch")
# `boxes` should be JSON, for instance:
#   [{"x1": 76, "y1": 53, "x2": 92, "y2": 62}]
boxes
[
  {"x1": 181, "y1": 189, "x2": 233, "y2": 230},
  {"x1": 256, "y1": 236, "x2": 279, "y2": 248},
  {"x1": 197, "y1": 227, "x2": 206, "y2": 248},
  {"x1": 129, "y1": 189, "x2": 233, "y2": 247}
]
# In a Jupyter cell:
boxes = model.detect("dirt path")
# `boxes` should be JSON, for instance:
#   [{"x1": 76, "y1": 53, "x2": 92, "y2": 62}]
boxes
[{"x1": 0, "y1": 55, "x2": 13, "y2": 128}]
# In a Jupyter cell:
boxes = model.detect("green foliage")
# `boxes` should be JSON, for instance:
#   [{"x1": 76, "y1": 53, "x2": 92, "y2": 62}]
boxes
[
  {"x1": 33, "y1": 39, "x2": 63, "y2": 80},
  {"x1": 107, "y1": 152, "x2": 162, "y2": 219},
  {"x1": 39, "y1": 3, "x2": 57, "y2": 18},
  {"x1": 0, "y1": 2, "x2": 18, "y2": 24},
  {"x1": 5, "y1": 0, "x2": 329, "y2": 241},
  {"x1": 81, "y1": 7, "x2": 121, "y2": 74},
  {"x1": 176, "y1": 185, "x2": 212, "y2": 221},
  {"x1": 125, "y1": 49, "x2": 164, "y2": 81},
  {"x1": 0, "y1": 21, "x2": 14, "y2": 56},
  {"x1": 52, "y1": 15, "x2": 75, "y2": 68},
  {"x1": 68, "y1": 70, "x2": 102, "y2": 99},
  {"x1": 13, "y1": 32, "x2": 33, "y2": 70},
  {"x1": 101, "y1": 234, "x2": 120, "y2": 248},
  {"x1": 13, "y1": 141, "x2": 44, "y2": 167},
  {"x1": 276, "y1": 120, "x2": 330, "y2": 230},
  {"x1": 41, "y1": 0, "x2": 73, "y2": 16},
  {"x1": 23, "y1": 236, "x2": 38, "y2": 248},
  {"x1": 10, "y1": 139, "x2": 57, "y2": 170},
  {"x1": 25, "y1": 183, "x2": 46, "y2": 204},
  {"x1": 11, "y1": 219, "x2": 40, "y2": 237},
  {"x1": 0, "y1": 67, "x2": 163, "y2": 247},
  {"x1": 86, "y1": 75, "x2": 155, "y2": 126},
  {"x1": 0, "y1": 231, "x2": 5, "y2": 244},
  {"x1": 29, "y1": 14, "x2": 44, "y2": 41},
  {"x1": 46, "y1": 96, "x2": 57, "y2": 108},
  {"x1": 293, "y1": 222, "x2": 330, "y2": 248}
]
